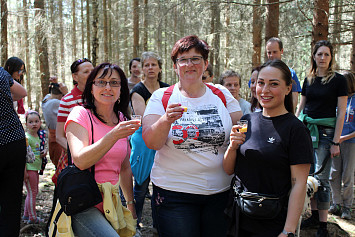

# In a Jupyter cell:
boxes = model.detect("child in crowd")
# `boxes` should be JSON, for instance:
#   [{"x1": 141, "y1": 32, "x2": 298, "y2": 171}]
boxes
[
  {"x1": 23, "y1": 110, "x2": 47, "y2": 224},
  {"x1": 329, "y1": 71, "x2": 355, "y2": 219}
]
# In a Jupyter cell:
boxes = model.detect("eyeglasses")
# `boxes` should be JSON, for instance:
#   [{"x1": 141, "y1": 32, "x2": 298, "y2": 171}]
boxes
[
  {"x1": 18, "y1": 69, "x2": 26, "y2": 74},
  {"x1": 176, "y1": 56, "x2": 203, "y2": 66},
  {"x1": 93, "y1": 80, "x2": 121, "y2": 88}
]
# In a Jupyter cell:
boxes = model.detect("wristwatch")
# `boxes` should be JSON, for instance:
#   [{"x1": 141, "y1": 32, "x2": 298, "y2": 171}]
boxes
[
  {"x1": 282, "y1": 230, "x2": 295, "y2": 237},
  {"x1": 331, "y1": 141, "x2": 340, "y2": 146}
]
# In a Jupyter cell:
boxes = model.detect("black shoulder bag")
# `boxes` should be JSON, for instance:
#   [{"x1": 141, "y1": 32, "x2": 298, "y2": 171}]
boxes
[
  {"x1": 56, "y1": 111, "x2": 102, "y2": 215},
  {"x1": 232, "y1": 176, "x2": 287, "y2": 220}
]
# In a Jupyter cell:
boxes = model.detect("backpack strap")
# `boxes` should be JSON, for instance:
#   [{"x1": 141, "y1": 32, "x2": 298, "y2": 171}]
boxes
[
  {"x1": 162, "y1": 85, "x2": 175, "y2": 111},
  {"x1": 204, "y1": 83, "x2": 227, "y2": 107},
  {"x1": 162, "y1": 83, "x2": 227, "y2": 111},
  {"x1": 51, "y1": 207, "x2": 64, "y2": 237}
]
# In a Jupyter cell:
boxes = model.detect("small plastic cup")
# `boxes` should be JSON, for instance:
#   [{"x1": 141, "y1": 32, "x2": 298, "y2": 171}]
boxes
[
  {"x1": 237, "y1": 120, "x2": 248, "y2": 133},
  {"x1": 181, "y1": 99, "x2": 188, "y2": 112},
  {"x1": 132, "y1": 115, "x2": 142, "y2": 124}
]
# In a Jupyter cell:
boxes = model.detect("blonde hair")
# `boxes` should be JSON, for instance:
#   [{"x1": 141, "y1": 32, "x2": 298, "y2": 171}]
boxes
[{"x1": 307, "y1": 40, "x2": 335, "y2": 85}]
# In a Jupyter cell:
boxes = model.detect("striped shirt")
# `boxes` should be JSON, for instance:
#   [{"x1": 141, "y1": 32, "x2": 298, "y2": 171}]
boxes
[{"x1": 57, "y1": 85, "x2": 83, "y2": 123}]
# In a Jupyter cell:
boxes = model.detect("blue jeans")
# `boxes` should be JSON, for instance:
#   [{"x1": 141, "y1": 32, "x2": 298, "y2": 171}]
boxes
[
  {"x1": 314, "y1": 127, "x2": 336, "y2": 210},
  {"x1": 134, "y1": 177, "x2": 150, "y2": 226},
  {"x1": 152, "y1": 184, "x2": 229, "y2": 237},
  {"x1": 72, "y1": 207, "x2": 120, "y2": 237}
]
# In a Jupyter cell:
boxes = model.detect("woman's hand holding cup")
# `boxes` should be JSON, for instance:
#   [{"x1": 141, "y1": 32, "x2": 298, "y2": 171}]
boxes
[{"x1": 229, "y1": 125, "x2": 246, "y2": 150}]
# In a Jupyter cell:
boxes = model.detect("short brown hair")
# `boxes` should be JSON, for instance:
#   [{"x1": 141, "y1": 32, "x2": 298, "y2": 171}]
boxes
[
  {"x1": 171, "y1": 35, "x2": 209, "y2": 64},
  {"x1": 343, "y1": 71, "x2": 355, "y2": 95}
]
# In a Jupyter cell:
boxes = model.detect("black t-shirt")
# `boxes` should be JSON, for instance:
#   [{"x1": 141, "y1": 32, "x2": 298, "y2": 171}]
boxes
[
  {"x1": 235, "y1": 112, "x2": 313, "y2": 234},
  {"x1": 301, "y1": 73, "x2": 347, "y2": 119},
  {"x1": 130, "y1": 81, "x2": 170, "y2": 104}
]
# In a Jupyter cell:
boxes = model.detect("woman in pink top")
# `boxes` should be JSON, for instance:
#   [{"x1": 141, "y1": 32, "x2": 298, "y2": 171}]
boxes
[{"x1": 65, "y1": 63, "x2": 140, "y2": 237}]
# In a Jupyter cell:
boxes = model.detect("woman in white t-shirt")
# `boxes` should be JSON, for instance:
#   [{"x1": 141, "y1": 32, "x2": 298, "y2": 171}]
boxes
[{"x1": 142, "y1": 35, "x2": 242, "y2": 237}]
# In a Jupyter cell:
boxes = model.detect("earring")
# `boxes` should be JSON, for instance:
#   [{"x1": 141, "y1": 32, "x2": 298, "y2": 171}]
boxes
[{"x1": 117, "y1": 98, "x2": 120, "y2": 104}]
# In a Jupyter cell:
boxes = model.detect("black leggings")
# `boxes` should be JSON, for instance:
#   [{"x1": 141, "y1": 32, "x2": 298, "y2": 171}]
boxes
[{"x1": 0, "y1": 138, "x2": 26, "y2": 237}]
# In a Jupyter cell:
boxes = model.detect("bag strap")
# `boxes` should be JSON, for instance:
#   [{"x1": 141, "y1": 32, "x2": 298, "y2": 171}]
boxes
[
  {"x1": 162, "y1": 83, "x2": 227, "y2": 111},
  {"x1": 51, "y1": 207, "x2": 64, "y2": 237},
  {"x1": 66, "y1": 109, "x2": 95, "y2": 176}
]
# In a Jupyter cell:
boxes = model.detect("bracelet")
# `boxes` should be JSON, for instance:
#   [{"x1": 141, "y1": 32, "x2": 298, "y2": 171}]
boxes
[
  {"x1": 127, "y1": 200, "x2": 136, "y2": 205},
  {"x1": 331, "y1": 141, "x2": 340, "y2": 146}
]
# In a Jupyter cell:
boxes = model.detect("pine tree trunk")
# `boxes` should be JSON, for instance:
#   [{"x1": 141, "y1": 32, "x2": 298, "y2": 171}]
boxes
[
  {"x1": 265, "y1": 0, "x2": 279, "y2": 42},
  {"x1": 143, "y1": 0, "x2": 148, "y2": 51},
  {"x1": 81, "y1": 0, "x2": 85, "y2": 59},
  {"x1": 312, "y1": 0, "x2": 329, "y2": 46},
  {"x1": 49, "y1": 0, "x2": 58, "y2": 75},
  {"x1": 133, "y1": 0, "x2": 139, "y2": 58},
  {"x1": 103, "y1": 0, "x2": 108, "y2": 62},
  {"x1": 225, "y1": 5, "x2": 230, "y2": 68},
  {"x1": 34, "y1": 0, "x2": 50, "y2": 98},
  {"x1": 23, "y1": 0, "x2": 32, "y2": 109},
  {"x1": 86, "y1": 0, "x2": 91, "y2": 59},
  {"x1": 351, "y1": 13, "x2": 355, "y2": 72},
  {"x1": 59, "y1": 0, "x2": 65, "y2": 82},
  {"x1": 72, "y1": 0, "x2": 77, "y2": 59},
  {"x1": 123, "y1": 0, "x2": 128, "y2": 73},
  {"x1": 212, "y1": 2, "x2": 221, "y2": 79},
  {"x1": 108, "y1": 0, "x2": 112, "y2": 61},
  {"x1": 332, "y1": 0, "x2": 342, "y2": 69},
  {"x1": 91, "y1": 1, "x2": 99, "y2": 66},
  {"x1": 1, "y1": 0, "x2": 8, "y2": 65},
  {"x1": 209, "y1": 2, "x2": 215, "y2": 70},
  {"x1": 252, "y1": 0, "x2": 262, "y2": 68}
]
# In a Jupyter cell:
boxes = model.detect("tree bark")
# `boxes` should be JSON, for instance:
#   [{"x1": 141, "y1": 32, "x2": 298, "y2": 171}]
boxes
[
  {"x1": 81, "y1": 0, "x2": 85, "y2": 58},
  {"x1": 59, "y1": 0, "x2": 65, "y2": 82},
  {"x1": 312, "y1": 0, "x2": 329, "y2": 46},
  {"x1": 72, "y1": 0, "x2": 77, "y2": 59},
  {"x1": 108, "y1": 0, "x2": 112, "y2": 61},
  {"x1": 332, "y1": 0, "x2": 342, "y2": 70},
  {"x1": 86, "y1": 0, "x2": 91, "y2": 59},
  {"x1": 34, "y1": 0, "x2": 50, "y2": 98},
  {"x1": 103, "y1": 0, "x2": 108, "y2": 62},
  {"x1": 49, "y1": 0, "x2": 58, "y2": 75},
  {"x1": 23, "y1": 0, "x2": 32, "y2": 109},
  {"x1": 143, "y1": 0, "x2": 148, "y2": 51},
  {"x1": 1, "y1": 0, "x2": 8, "y2": 65},
  {"x1": 252, "y1": 0, "x2": 262, "y2": 68},
  {"x1": 133, "y1": 0, "x2": 139, "y2": 58},
  {"x1": 123, "y1": 0, "x2": 128, "y2": 73},
  {"x1": 91, "y1": 0, "x2": 99, "y2": 66},
  {"x1": 211, "y1": 2, "x2": 221, "y2": 79},
  {"x1": 225, "y1": 4, "x2": 230, "y2": 68},
  {"x1": 351, "y1": 13, "x2": 355, "y2": 72},
  {"x1": 265, "y1": 0, "x2": 279, "y2": 43}
]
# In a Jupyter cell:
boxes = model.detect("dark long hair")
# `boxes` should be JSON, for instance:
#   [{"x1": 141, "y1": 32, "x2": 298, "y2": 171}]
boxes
[
  {"x1": 82, "y1": 63, "x2": 131, "y2": 123},
  {"x1": 259, "y1": 60, "x2": 294, "y2": 114},
  {"x1": 4, "y1": 57, "x2": 25, "y2": 82},
  {"x1": 250, "y1": 66, "x2": 262, "y2": 112}
]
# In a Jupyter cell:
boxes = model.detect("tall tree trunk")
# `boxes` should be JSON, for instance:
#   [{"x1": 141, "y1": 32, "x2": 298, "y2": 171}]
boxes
[
  {"x1": 225, "y1": 4, "x2": 230, "y2": 68},
  {"x1": 143, "y1": 0, "x2": 148, "y2": 51},
  {"x1": 351, "y1": 13, "x2": 355, "y2": 72},
  {"x1": 23, "y1": 0, "x2": 32, "y2": 109},
  {"x1": 1, "y1": 0, "x2": 8, "y2": 65},
  {"x1": 91, "y1": 0, "x2": 99, "y2": 66},
  {"x1": 209, "y1": 2, "x2": 215, "y2": 70},
  {"x1": 86, "y1": 0, "x2": 91, "y2": 59},
  {"x1": 211, "y1": 2, "x2": 221, "y2": 79},
  {"x1": 123, "y1": 0, "x2": 128, "y2": 73},
  {"x1": 133, "y1": 0, "x2": 139, "y2": 58},
  {"x1": 103, "y1": 0, "x2": 108, "y2": 62},
  {"x1": 81, "y1": 0, "x2": 85, "y2": 58},
  {"x1": 265, "y1": 0, "x2": 279, "y2": 43},
  {"x1": 49, "y1": 0, "x2": 58, "y2": 75},
  {"x1": 72, "y1": 0, "x2": 77, "y2": 59},
  {"x1": 34, "y1": 0, "x2": 50, "y2": 98},
  {"x1": 333, "y1": 0, "x2": 342, "y2": 69},
  {"x1": 312, "y1": 0, "x2": 329, "y2": 46},
  {"x1": 108, "y1": 0, "x2": 112, "y2": 61},
  {"x1": 59, "y1": 0, "x2": 65, "y2": 82},
  {"x1": 252, "y1": 0, "x2": 262, "y2": 68}
]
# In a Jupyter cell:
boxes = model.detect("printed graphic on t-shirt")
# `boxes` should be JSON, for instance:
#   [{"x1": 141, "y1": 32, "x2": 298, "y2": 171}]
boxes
[{"x1": 171, "y1": 104, "x2": 225, "y2": 155}]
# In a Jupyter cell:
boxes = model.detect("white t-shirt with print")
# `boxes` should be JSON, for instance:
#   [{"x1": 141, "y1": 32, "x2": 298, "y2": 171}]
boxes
[{"x1": 144, "y1": 83, "x2": 241, "y2": 195}]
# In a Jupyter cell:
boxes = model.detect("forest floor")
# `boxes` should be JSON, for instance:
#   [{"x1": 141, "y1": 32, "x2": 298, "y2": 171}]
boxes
[{"x1": 19, "y1": 162, "x2": 355, "y2": 237}]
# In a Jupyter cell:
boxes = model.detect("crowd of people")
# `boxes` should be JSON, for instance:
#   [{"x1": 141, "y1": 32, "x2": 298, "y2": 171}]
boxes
[{"x1": 0, "y1": 35, "x2": 354, "y2": 237}]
